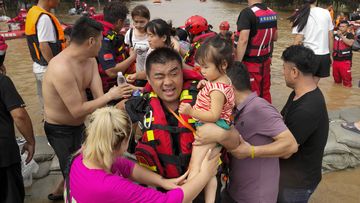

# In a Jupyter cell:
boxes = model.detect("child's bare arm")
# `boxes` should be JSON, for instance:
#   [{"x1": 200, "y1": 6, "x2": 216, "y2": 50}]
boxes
[{"x1": 179, "y1": 90, "x2": 225, "y2": 123}]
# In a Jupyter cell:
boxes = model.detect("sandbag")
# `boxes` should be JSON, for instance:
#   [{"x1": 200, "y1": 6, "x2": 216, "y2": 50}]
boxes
[
  {"x1": 33, "y1": 136, "x2": 55, "y2": 163},
  {"x1": 33, "y1": 160, "x2": 52, "y2": 179},
  {"x1": 328, "y1": 121, "x2": 360, "y2": 149},
  {"x1": 322, "y1": 153, "x2": 360, "y2": 172},
  {"x1": 324, "y1": 129, "x2": 350, "y2": 155}
]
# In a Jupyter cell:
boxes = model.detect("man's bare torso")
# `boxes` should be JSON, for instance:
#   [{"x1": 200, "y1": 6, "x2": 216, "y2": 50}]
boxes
[{"x1": 43, "y1": 51, "x2": 97, "y2": 126}]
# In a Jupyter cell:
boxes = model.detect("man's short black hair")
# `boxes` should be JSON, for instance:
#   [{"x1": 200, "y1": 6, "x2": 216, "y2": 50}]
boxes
[
  {"x1": 71, "y1": 17, "x2": 103, "y2": 45},
  {"x1": 146, "y1": 47, "x2": 182, "y2": 76},
  {"x1": 281, "y1": 45, "x2": 315, "y2": 75},
  {"x1": 64, "y1": 26, "x2": 73, "y2": 37},
  {"x1": 227, "y1": 61, "x2": 251, "y2": 91},
  {"x1": 104, "y1": 1, "x2": 129, "y2": 24}
]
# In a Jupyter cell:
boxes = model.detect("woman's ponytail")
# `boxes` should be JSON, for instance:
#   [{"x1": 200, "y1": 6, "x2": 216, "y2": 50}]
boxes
[{"x1": 288, "y1": 0, "x2": 316, "y2": 32}]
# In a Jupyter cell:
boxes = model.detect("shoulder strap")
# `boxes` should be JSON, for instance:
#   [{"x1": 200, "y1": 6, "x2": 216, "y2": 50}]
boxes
[{"x1": 129, "y1": 28, "x2": 133, "y2": 47}]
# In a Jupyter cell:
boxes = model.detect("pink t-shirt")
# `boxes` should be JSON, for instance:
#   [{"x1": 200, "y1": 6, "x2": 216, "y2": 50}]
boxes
[
  {"x1": 193, "y1": 81, "x2": 235, "y2": 123},
  {"x1": 69, "y1": 155, "x2": 184, "y2": 203}
]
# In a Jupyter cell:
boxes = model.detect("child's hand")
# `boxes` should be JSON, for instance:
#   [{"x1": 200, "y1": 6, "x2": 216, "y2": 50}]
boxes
[
  {"x1": 179, "y1": 103, "x2": 192, "y2": 116},
  {"x1": 126, "y1": 73, "x2": 136, "y2": 83},
  {"x1": 197, "y1": 79, "x2": 207, "y2": 89}
]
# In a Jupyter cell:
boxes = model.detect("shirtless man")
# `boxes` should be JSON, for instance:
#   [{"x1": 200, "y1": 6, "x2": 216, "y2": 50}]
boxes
[{"x1": 42, "y1": 17, "x2": 133, "y2": 200}]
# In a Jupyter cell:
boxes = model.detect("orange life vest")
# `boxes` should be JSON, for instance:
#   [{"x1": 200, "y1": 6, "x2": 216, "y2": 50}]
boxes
[{"x1": 25, "y1": 6, "x2": 65, "y2": 66}]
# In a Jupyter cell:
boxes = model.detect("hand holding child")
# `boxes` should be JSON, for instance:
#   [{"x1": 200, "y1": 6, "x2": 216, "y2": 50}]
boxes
[
  {"x1": 160, "y1": 170, "x2": 189, "y2": 190},
  {"x1": 179, "y1": 103, "x2": 192, "y2": 116},
  {"x1": 197, "y1": 79, "x2": 207, "y2": 89}
]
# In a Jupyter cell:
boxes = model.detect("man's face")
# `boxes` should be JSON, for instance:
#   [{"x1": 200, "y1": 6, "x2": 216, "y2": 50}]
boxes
[
  {"x1": 147, "y1": 60, "x2": 183, "y2": 105},
  {"x1": 282, "y1": 61, "x2": 296, "y2": 89},
  {"x1": 338, "y1": 23, "x2": 348, "y2": 34},
  {"x1": 48, "y1": 0, "x2": 60, "y2": 8}
]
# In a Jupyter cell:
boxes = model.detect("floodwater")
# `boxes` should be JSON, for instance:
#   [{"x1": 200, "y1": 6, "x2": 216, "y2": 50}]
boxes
[{"x1": 4, "y1": 0, "x2": 360, "y2": 202}]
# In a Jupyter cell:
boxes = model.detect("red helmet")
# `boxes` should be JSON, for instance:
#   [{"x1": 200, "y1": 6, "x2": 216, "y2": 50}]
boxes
[
  {"x1": 219, "y1": 21, "x2": 230, "y2": 31},
  {"x1": 185, "y1": 15, "x2": 209, "y2": 35}
]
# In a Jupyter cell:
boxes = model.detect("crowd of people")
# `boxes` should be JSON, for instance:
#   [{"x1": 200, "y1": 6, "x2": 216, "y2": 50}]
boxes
[{"x1": 1, "y1": 0, "x2": 358, "y2": 203}]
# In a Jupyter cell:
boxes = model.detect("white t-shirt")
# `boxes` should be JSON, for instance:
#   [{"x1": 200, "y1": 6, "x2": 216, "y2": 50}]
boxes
[
  {"x1": 37, "y1": 15, "x2": 57, "y2": 43},
  {"x1": 33, "y1": 14, "x2": 57, "y2": 73},
  {"x1": 292, "y1": 7, "x2": 334, "y2": 55},
  {"x1": 124, "y1": 28, "x2": 149, "y2": 72}
]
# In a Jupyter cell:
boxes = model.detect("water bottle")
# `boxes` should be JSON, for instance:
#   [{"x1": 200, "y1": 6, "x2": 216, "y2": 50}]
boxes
[
  {"x1": 132, "y1": 89, "x2": 141, "y2": 97},
  {"x1": 117, "y1": 72, "x2": 127, "y2": 86}
]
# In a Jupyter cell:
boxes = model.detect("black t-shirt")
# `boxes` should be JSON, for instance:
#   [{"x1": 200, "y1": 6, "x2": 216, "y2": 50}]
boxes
[
  {"x1": 280, "y1": 88, "x2": 329, "y2": 189},
  {"x1": 236, "y1": 4, "x2": 261, "y2": 38},
  {"x1": 0, "y1": 74, "x2": 25, "y2": 167},
  {"x1": 236, "y1": 3, "x2": 277, "y2": 61}
]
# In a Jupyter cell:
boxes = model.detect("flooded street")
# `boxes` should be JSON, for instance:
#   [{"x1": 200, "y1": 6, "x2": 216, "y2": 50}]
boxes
[
  {"x1": 6, "y1": 0, "x2": 359, "y2": 136},
  {"x1": 3, "y1": 0, "x2": 360, "y2": 202}
]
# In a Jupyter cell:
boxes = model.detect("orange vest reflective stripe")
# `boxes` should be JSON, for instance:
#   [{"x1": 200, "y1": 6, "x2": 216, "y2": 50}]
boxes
[{"x1": 25, "y1": 6, "x2": 65, "y2": 66}]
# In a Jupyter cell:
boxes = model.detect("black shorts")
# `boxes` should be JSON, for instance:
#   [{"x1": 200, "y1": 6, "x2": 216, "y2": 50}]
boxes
[
  {"x1": 313, "y1": 54, "x2": 331, "y2": 77},
  {"x1": 44, "y1": 122, "x2": 84, "y2": 176},
  {"x1": 0, "y1": 163, "x2": 24, "y2": 203}
]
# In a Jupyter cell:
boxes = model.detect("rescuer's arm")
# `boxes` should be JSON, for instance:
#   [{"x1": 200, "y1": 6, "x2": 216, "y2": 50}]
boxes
[{"x1": 235, "y1": 29, "x2": 250, "y2": 61}]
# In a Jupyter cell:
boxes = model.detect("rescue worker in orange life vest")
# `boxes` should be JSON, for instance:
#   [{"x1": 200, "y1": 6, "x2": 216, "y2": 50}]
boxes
[
  {"x1": 25, "y1": 0, "x2": 65, "y2": 111},
  {"x1": 333, "y1": 20, "x2": 355, "y2": 87},
  {"x1": 235, "y1": 0, "x2": 278, "y2": 103},
  {"x1": 96, "y1": 1, "x2": 136, "y2": 93}
]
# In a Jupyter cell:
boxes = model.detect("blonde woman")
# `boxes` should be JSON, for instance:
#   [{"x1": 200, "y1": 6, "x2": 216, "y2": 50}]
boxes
[{"x1": 66, "y1": 107, "x2": 220, "y2": 203}]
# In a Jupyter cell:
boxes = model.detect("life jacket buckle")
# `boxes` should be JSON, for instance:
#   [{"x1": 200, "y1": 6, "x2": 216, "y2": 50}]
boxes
[{"x1": 143, "y1": 110, "x2": 153, "y2": 129}]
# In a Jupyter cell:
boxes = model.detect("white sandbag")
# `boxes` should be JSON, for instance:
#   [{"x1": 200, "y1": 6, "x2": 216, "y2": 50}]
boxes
[
  {"x1": 33, "y1": 160, "x2": 52, "y2": 179},
  {"x1": 33, "y1": 136, "x2": 55, "y2": 163},
  {"x1": 348, "y1": 147, "x2": 360, "y2": 159},
  {"x1": 339, "y1": 108, "x2": 360, "y2": 122},
  {"x1": 324, "y1": 129, "x2": 350, "y2": 155},
  {"x1": 330, "y1": 121, "x2": 360, "y2": 149},
  {"x1": 322, "y1": 153, "x2": 360, "y2": 172}
]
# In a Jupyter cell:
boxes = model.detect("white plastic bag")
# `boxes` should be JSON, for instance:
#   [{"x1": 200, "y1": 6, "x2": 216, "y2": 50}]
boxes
[{"x1": 21, "y1": 153, "x2": 39, "y2": 187}]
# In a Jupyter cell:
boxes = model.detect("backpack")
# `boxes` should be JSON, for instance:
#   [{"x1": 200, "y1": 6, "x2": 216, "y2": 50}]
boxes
[{"x1": 128, "y1": 28, "x2": 134, "y2": 47}]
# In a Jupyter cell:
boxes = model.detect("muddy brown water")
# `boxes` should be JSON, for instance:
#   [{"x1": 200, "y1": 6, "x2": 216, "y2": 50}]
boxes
[{"x1": 4, "y1": 0, "x2": 360, "y2": 202}]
